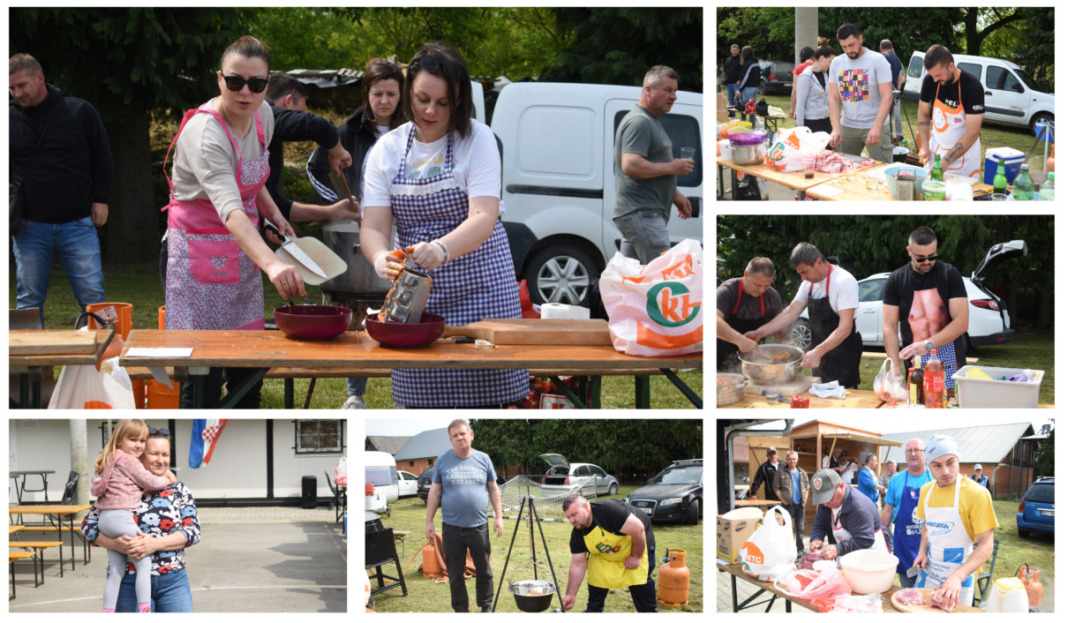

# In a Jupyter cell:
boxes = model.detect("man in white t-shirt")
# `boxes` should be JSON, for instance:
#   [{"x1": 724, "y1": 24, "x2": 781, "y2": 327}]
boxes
[
  {"x1": 827, "y1": 23, "x2": 894, "y2": 163},
  {"x1": 745, "y1": 242, "x2": 863, "y2": 388}
]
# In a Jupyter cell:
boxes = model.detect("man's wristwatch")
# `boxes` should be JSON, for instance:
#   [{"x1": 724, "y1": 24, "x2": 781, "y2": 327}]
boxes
[{"x1": 924, "y1": 340, "x2": 935, "y2": 352}]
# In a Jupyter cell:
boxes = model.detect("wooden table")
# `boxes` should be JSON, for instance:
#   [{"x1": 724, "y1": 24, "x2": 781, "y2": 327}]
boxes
[
  {"x1": 8, "y1": 505, "x2": 91, "y2": 576},
  {"x1": 9, "y1": 330, "x2": 114, "y2": 409},
  {"x1": 119, "y1": 330, "x2": 703, "y2": 409},
  {"x1": 721, "y1": 389, "x2": 886, "y2": 409},
  {"x1": 717, "y1": 562, "x2": 983, "y2": 612},
  {"x1": 717, "y1": 157, "x2": 833, "y2": 195},
  {"x1": 804, "y1": 164, "x2": 994, "y2": 201}
]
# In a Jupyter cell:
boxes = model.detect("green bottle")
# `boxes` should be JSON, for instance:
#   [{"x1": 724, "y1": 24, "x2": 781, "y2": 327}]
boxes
[
  {"x1": 1013, "y1": 164, "x2": 1034, "y2": 201},
  {"x1": 993, "y1": 158, "x2": 1008, "y2": 195},
  {"x1": 931, "y1": 154, "x2": 943, "y2": 182},
  {"x1": 1039, "y1": 172, "x2": 1055, "y2": 201}
]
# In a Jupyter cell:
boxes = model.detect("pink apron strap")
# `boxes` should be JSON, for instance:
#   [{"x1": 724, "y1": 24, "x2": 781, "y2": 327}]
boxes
[{"x1": 161, "y1": 103, "x2": 254, "y2": 210}]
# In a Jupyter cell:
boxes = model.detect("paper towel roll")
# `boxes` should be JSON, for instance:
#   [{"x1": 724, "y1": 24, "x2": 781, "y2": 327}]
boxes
[{"x1": 541, "y1": 303, "x2": 590, "y2": 320}]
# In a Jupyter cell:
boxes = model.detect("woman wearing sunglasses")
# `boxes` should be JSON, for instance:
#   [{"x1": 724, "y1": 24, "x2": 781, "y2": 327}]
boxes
[
  {"x1": 161, "y1": 35, "x2": 303, "y2": 408},
  {"x1": 360, "y1": 42, "x2": 528, "y2": 408}
]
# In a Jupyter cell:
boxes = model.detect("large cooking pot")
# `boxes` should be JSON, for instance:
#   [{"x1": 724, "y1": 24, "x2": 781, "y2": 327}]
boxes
[
  {"x1": 274, "y1": 305, "x2": 352, "y2": 340},
  {"x1": 509, "y1": 580, "x2": 556, "y2": 613},
  {"x1": 364, "y1": 313, "x2": 445, "y2": 348},
  {"x1": 716, "y1": 373, "x2": 746, "y2": 406},
  {"x1": 739, "y1": 344, "x2": 804, "y2": 385},
  {"x1": 321, "y1": 220, "x2": 392, "y2": 294}
]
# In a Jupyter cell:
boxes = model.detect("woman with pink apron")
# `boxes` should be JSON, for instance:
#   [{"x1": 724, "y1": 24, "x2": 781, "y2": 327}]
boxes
[
  {"x1": 928, "y1": 78, "x2": 983, "y2": 179},
  {"x1": 162, "y1": 36, "x2": 303, "y2": 408}
]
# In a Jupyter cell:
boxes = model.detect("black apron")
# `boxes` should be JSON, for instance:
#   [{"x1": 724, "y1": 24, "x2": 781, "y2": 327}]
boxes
[
  {"x1": 717, "y1": 278, "x2": 770, "y2": 371},
  {"x1": 807, "y1": 266, "x2": 862, "y2": 388}
]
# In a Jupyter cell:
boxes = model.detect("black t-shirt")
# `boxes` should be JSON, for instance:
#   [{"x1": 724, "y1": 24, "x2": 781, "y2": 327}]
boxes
[
  {"x1": 919, "y1": 69, "x2": 985, "y2": 116},
  {"x1": 716, "y1": 277, "x2": 783, "y2": 324},
  {"x1": 569, "y1": 500, "x2": 654, "y2": 555},
  {"x1": 882, "y1": 260, "x2": 968, "y2": 368}
]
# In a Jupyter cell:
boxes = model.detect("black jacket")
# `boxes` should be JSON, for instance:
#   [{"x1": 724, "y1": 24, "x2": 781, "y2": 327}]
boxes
[
  {"x1": 749, "y1": 459, "x2": 781, "y2": 500},
  {"x1": 266, "y1": 101, "x2": 339, "y2": 220},
  {"x1": 9, "y1": 84, "x2": 113, "y2": 224},
  {"x1": 306, "y1": 106, "x2": 380, "y2": 204},
  {"x1": 738, "y1": 57, "x2": 761, "y2": 89},
  {"x1": 723, "y1": 54, "x2": 742, "y2": 83}
]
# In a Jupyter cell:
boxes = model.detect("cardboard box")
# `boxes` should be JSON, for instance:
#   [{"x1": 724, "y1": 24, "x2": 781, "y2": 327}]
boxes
[
  {"x1": 717, "y1": 92, "x2": 729, "y2": 123},
  {"x1": 716, "y1": 507, "x2": 763, "y2": 563}
]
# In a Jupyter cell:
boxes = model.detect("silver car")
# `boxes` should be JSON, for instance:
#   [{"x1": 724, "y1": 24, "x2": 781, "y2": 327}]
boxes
[{"x1": 539, "y1": 453, "x2": 619, "y2": 497}]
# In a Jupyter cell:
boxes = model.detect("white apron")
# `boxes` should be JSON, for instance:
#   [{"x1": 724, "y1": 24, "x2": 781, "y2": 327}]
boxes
[
  {"x1": 831, "y1": 503, "x2": 889, "y2": 553},
  {"x1": 917, "y1": 474, "x2": 975, "y2": 606},
  {"x1": 928, "y1": 76, "x2": 982, "y2": 180}
]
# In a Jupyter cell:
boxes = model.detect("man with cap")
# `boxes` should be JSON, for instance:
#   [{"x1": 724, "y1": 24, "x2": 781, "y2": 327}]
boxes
[
  {"x1": 914, "y1": 434, "x2": 998, "y2": 611},
  {"x1": 971, "y1": 464, "x2": 990, "y2": 492},
  {"x1": 809, "y1": 468, "x2": 889, "y2": 560},
  {"x1": 748, "y1": 447, "x2": 781, "y2": 501},
  {"x1": 881, "y1": 437, "x2": 933, "y2": 588}
]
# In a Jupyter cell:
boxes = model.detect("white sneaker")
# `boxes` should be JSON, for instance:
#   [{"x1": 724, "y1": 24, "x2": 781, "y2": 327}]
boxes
[{"x1": 342, "y1": 395, "x2": 367, "y2": 409}]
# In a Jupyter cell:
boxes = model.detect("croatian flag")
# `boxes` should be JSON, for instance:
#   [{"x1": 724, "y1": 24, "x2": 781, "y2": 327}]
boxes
[{"x1": 189, "y1": 419, "x2": 228, "y2": 468}]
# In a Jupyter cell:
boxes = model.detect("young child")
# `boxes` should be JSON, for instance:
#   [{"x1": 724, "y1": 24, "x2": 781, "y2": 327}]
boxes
[{"x1": 91, "y1": 419, "x2": 176, "y2": 613}]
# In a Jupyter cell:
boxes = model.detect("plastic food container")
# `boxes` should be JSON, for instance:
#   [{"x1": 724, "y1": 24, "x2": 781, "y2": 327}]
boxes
[
  {"x1": 922, "y1": 179, "x2": 946, "y2": 200},
  {"x1": 882, "y1": 164, "x2": 929, "y2": 199},
  {"x1": 729, "y1": 136, "x2": 768, "y2": 166},
  {"x1": 839, "y1": 550, "x2": 898, "y2": 594},
  {"x1": 951, "y1": 365, "x2": 1044, "y2": 408}
]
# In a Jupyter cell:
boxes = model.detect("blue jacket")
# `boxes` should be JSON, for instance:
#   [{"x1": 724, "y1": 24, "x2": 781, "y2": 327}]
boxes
[
  {"x1": 810, "y1": 486, "x2": 889, "y2": 556},
  {"x1": 858, "y1": 467, "x2": 879, "y2": 503}
]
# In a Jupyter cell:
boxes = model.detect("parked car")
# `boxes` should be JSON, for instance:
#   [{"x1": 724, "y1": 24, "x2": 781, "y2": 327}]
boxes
[
  {"x1": 790, "y1": 240, "x2": 1027, "y2": 352},
  {"x1": 1017, "y1": 476, "x2": 1054, "y2": 538},
  {"x1": 759, "y1": 60, "x2": 795, "y2": 95},
  {"x1": 397, "y1": 470, "x2": 419, "y2": 498},
  {"x1": 539, "y1": 453, "x2": 619, "y2": 497},
  {"x1": 624, "y1": 459, "x2": 702, "y2": 525},
  {"x1": 903, "y1": 52, "x2": 1054, "y2": 134},
  {"x1": 491, "y1": 82, "x2": 703, "y2": 306},
  {"x1": 417, "y1": 467, "x2": 434, "y2": 503}
]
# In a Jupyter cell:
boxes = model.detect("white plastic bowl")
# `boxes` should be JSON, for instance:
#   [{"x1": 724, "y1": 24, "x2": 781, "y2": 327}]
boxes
[{"x1": 839, "y1": 550, "x2": 898, "y2": 594}]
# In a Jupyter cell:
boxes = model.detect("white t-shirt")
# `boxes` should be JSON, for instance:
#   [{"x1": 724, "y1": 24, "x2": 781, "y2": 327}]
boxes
[
  {"x1": 830, "y1": 48, "x2": 892, "y2": 130},
  {"x1": 362, "y1": 120, "x2": 502, "y2": 212},
  {"x1": 841, "y1": 461, "x2": 858, "y2": 484},
  {"x1": 792, "y1": 266, "x2": 859, "y2": 331}
]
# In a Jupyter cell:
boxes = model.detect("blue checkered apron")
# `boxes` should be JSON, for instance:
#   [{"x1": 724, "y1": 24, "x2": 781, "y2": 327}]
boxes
[
  {"x1": 921, "y1": 342, "x2": 959, "y2": 390},
  {"x1": 388, "y1": 126, "x2": 529, "y2": 406}
]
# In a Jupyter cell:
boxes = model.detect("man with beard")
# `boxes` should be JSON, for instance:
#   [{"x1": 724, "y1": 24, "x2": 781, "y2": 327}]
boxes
[
  {"x1": 882, "y1": 226, "x2": 969, "y2": 397},
  {"x1": 716, "y1": 257, "x2": 785, "y2": 369},
  {"x1": 916, "y1": 45, "x2": 985, "y2": 180},
  {"x1": 827, "y1": 23, "x2": 894, "y2": 163},
  {"x1": 882, "y1": 438, "x2": 933, "y2": 588},
  {"x1": 914, "y1": 435, "x2": 997, "y2": 611}
]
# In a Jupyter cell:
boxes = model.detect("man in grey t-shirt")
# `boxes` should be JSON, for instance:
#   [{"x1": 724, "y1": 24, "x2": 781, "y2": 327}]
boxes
[
  {"x1": 612, "y1": 65, "x2": 693, "y2": 265},
  {"x1": 426, "y1": 419, "x2": 504, "y2": 612},
  {"x1": 828, "y1": 23, "x2": 894, "y2": 163}
]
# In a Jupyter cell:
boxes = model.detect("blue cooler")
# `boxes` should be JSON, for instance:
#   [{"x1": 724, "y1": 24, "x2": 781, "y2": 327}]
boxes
[{"x1": 984, "y1": 147, "x2": 1025, "y2": 185}]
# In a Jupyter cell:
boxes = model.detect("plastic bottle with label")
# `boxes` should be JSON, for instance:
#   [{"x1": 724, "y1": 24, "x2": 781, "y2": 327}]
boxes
[
  {"x1": 923, "y1": 349, "x2": 945, "y2": 409},
  {"x1": 1039, "y1": 172, "x2": 1055, "y2": 201},
  {"x1": 1013, "y1": 164, "x2": 1035, "y2": 201}
]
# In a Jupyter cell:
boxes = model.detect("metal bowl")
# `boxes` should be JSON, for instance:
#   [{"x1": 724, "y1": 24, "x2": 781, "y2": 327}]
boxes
[
  {"x1": 509, "y1": 580, "x2": 556, "y2": 613},
  {"x1": 274, "y1": 305, "x2": 352, "y2": 340},
  {"x1": 739, "y1": 344, "x2": 804, "y2": 385},
  {"x1": 717, "y1": 373, "x2": 746, "y2": 406}
]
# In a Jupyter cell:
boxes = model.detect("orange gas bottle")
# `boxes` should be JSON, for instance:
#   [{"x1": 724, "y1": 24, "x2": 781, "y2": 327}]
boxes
[
  {"x1": 1016, "y1": 565, "x2": 1043, "y2": 609},
  {"x1": 421, "y1": 540, "x2": 443, "y2": 578},
  {"x1": 657, "y1": 548, "x2": 690, "y2": 608}
]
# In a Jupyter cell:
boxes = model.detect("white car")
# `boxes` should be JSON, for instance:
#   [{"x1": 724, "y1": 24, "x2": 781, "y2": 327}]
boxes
[
  {"x1": 397, "y1": 471, "x2": 419, "y2": 498},
  {"x1": 790, "y1": 240, "x2": 1027, "y2": 351}
]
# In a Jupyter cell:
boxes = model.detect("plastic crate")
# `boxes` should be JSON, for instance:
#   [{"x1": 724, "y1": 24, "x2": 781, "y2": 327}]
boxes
[{"x1": 950, "y1": 365, "x2": 1044, "y2": 408}]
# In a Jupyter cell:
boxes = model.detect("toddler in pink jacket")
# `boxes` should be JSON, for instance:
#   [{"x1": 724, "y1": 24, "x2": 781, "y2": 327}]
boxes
[{"x1": 91, "y1": 419, "x2": 176, "y2": 613}]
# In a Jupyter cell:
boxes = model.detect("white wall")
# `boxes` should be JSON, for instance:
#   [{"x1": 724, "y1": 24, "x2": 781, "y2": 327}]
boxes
[{"x1": 8, "y1": 419, "x2": 346, "y2": 503}]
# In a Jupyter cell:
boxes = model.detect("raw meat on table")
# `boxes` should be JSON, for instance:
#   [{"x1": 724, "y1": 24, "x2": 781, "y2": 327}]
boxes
[
  {"x1": 896, "y1": 588, "x2": 927, "y2": 607},
  {"x1": 800, "y1": 552, "x2": 823, "y2": 570},
  {"x1": 812, "y1": 151, "x2": 878, "y2": 175}
]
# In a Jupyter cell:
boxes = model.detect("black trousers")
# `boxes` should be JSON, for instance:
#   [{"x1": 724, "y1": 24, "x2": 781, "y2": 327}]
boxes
[
  {"x1": 585, "y1": 546, "x2": 658, "y2": 612},
  {"x1": 442, "y1": 522, "x2": 493, "y2": 612},
  {"x1": 786, "y1": 502, "x2": 806, "y2": 552}
]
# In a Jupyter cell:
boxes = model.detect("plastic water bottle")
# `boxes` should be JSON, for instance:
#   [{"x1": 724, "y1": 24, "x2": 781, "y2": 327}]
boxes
[
  {"x1": 1013, "y1": 164, "x2": 1035, "y2": 201},
  {"x1": 1039, "y1": 172, "x2": 1055, "y2": 201},
  {"x1": 923, "y1": 349, "x2": 945, "y2": 409}
]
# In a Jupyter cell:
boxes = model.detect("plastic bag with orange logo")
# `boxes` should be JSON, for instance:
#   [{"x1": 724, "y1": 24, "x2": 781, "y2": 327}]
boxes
[
  {"x1": 47, "y1": 357, "x2": 136, "y2": 409},
  {"x1": 599, "y1": 238, "x2": 702, "y2": 357},
  {"x1": 765, "y1": 126, "x2": 831, "y2": 172}
]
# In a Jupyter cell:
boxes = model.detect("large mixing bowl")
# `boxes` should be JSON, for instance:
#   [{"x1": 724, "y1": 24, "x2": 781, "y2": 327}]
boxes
[
  {"x1": 274, "y1": 305, "x2": 352, "y2": 340},
  {"x1": 739, "y1": 344, "x2": 804, "y2": 385},
  {"x1": 839, "y1": 550, "x2": 898, "y2": 594},
  {"x1": 717, "y1": 373, "x2": 746, "y2": 406},
  {"x1": 364, "y1": 313, "x2": 445, "y2": 348}
]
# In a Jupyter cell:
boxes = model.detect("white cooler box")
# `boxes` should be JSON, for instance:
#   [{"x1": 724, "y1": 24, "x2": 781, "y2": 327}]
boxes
[{"x1": 951, "y1": 365, "x2": 1044, "y2": 408}]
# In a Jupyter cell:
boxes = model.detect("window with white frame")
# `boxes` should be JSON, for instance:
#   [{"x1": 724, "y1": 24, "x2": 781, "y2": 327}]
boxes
[{"x1": 295, "y1": 420, "x2": 344, "y2": 454}]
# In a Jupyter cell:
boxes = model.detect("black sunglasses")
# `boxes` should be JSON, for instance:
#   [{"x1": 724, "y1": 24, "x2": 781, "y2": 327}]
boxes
[
  {"x1": 149, "y1": 427, "x2": 171, "y2": 436},
  {"x1": 912, "y1": 252, "x2": 939, "y2": 263},
  {"x1": 222, "y1": 74, "x2": 269, "y2": 93},
  {"x1": 412, "y1": 54, "x2": 441, "y2": 73}
]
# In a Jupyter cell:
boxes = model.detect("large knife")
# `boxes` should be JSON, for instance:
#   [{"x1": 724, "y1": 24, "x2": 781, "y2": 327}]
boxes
[{"x1": 263, "y1": 219, "x2": 328, "y2": 279}]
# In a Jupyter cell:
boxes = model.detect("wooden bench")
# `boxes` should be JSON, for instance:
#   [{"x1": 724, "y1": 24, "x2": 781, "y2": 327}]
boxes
[
  {"x1": 392, "y1": 530, "x2": 412, "y2": 558},
  {"x1": 10, "y1": 551, "x2": 40, "y2": 599},
  {"x1": 8, "y1": 543, "x2": 59, "y2": 596},
  {"x1": 18, "y1": 526, "x2": 89, "y2": 564}
]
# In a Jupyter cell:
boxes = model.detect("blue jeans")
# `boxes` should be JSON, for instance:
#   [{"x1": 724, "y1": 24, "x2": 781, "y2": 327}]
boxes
[
  {"x1": 740, "y1": 86, "x2": 759, "y2": 107},
  {"x1": 12, "y1": 216, "x2": 105, "y2": 326},
  {"x1": 114, "y1": 567, "x2": 193, "y2": 612},
  {"x1": 346, "y1": 376, "x2": 368, "y2": 396},
  {"x1": 725, "y1": 83, "x2": 740, "y2": 107}
]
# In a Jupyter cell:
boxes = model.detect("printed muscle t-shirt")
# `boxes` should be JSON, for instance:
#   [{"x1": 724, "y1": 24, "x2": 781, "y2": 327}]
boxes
[
  {"x1": 830, "y1": 49, "x2": 893, "y2": 129},
  {"x1": 432, "y1": 448, "x2": 497, "y2": 528},
  {"x1": 916, "y1": 477, "x2": 999, "y2": 541},
  {"x1": 882, "y1": 261, "x2": 968, "y2": 369}
]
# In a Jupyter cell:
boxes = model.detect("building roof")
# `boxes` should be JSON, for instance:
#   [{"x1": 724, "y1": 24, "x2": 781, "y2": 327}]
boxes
[
  {"x1": 365, "y1": 435, "x2": 411, "y2": 455},
  {"x1": 882, "y1": 422, "x2": 1034, "y2": 464},
  {"x1": 394, "y1": 428, "x2": 451, "y2": 461}
]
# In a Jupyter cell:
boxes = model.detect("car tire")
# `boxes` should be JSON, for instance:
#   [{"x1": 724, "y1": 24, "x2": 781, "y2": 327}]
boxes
[
  {"x1": 524, "y1": 244, "x2": 598, "y2": 306},
  {"x1": 685, "y1": 498, "x2": 701, "y2": 525},
  {"x1": 1018, "y1": 527, "x2": 1030, "y2": 538},
  {"x1": 962, "y1": 333, "x2": 972, "y2": 353},
  {"x1": 758, "y1": 80, "x2": 768, "y2": 96},
  {"x1": 608, "y1": 483, "x2": 618, "y2": 496},
  {"x1": 1030, "y1": 112, "x2": 1054, "y2": 137},
  {"x1": 789, "y1": 318, "x2": 813, "y2": 352}
]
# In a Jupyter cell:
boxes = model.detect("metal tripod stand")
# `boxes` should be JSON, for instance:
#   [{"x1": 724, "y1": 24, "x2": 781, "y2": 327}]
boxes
[{"x1": 491, "y1": 495, "x2": 565, "y2": 612}]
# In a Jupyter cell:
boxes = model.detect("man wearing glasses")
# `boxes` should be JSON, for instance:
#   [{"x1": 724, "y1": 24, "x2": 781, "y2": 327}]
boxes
[
  {"x1": 882, "y1": 226, "x2": 969, "y2": 397},
  {"x1": 880, "y1": 438, "x2": 932, "y2": 588}
]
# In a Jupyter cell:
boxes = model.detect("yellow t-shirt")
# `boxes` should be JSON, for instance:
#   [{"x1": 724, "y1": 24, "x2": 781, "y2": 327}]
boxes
[{"x1": 916, "y1": 476, "x2": 999, "y2": 540}]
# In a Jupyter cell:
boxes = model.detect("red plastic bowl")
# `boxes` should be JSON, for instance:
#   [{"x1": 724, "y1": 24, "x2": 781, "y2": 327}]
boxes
[
  {"x1": 274, "y1": 305, "x2": 352, "y2": 340},
  {"x1": 364, "y1": 313, "x2": 445, "y2": 348}
]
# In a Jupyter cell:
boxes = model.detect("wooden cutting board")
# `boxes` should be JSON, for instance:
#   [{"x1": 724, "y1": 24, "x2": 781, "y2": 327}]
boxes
[
  {"x1": 276, "y1": 236, "x2": 348, "y2": 286},
  {"x1": 10, "y1": 330, "x2": 99, "y2": 356},
  {"x1": 441, "y1": 319, "x2": 612, "y2": 345},
  {"x1": 890, "y1": 588, "x2": 964, "y2": 613}
]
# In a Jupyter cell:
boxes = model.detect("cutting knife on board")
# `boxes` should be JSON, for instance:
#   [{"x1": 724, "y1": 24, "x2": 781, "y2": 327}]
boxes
[{"x1": 263, "y1": 218, "x2": 328, "y2": 279}]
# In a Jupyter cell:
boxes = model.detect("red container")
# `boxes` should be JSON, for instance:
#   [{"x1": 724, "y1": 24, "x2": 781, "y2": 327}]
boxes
[
  {"x1": 790, "y1": 395, "x2": 809, "y2": 408},
  {"x1": 274, "y1": 305, "x2": 352, "y2": 340},
  {"x1": 364, "y1": 313, "x2": 445, "y2": 348}
]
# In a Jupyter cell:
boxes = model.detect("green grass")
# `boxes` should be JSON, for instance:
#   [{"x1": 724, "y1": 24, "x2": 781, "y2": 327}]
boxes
[
  {"x1": 9, "y1": 262, "x2": 702, "y2": 409},
  {"x1": 370, "y1": 489, "x2": 703, "y2": 613}
]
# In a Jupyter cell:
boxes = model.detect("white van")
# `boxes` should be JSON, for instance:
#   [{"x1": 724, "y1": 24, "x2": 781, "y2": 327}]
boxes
[
  {"x1": 490, "y1": 82, "x2": 703, "y2": 306},
  {"x1": 365, "y1": 451, "x2": 398, "y2": 514},
  {"x1": 902, "y1": 52, "x2": 1054, "y2": 134}
]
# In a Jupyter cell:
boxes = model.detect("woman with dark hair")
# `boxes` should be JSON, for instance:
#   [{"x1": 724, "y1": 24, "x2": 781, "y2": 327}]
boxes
[
  {"x1": 360, "y1": 42, "x2": 528, "y2": 408},
  {"x1": 83, "y1": 428, "x2": 200, "y2": 612},
  {"x1": 162, "y1": 35, "x2": 303, "y2": 408},
  {"x1": 307, "y1": 58, "x2": 407, "y2": 409},
  {"x1": 795, "y1": 45, "x2": 836, "y2": 133},
  {"x1": 737, "y1": 46, "x2": 761, "y2": 106}
]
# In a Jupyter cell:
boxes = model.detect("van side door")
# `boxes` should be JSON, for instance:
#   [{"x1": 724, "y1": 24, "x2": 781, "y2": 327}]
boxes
[{"x1": 981, "y1": 63, "x2": 1028, "y2": 126}]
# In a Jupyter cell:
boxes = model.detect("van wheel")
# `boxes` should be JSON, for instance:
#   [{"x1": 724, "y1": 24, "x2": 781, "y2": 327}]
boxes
[
  {"x1": 524, "y1": 245, "x2": 598, "y2": 305},
  {"x1": 1030, "y1": 112, "x2": 1054, "y2": 137}
]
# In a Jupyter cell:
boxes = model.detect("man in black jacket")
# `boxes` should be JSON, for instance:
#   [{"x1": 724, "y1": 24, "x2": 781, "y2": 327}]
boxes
[
  {"x1": 10, "y1": 54, "x2": 113, "y2": 327},
  {"x1": 723, "y1": 43, "x2": 742, "y2": 107},
  {"x1": 748, "y1": 446, "x2": 782, "y2": 501}
]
